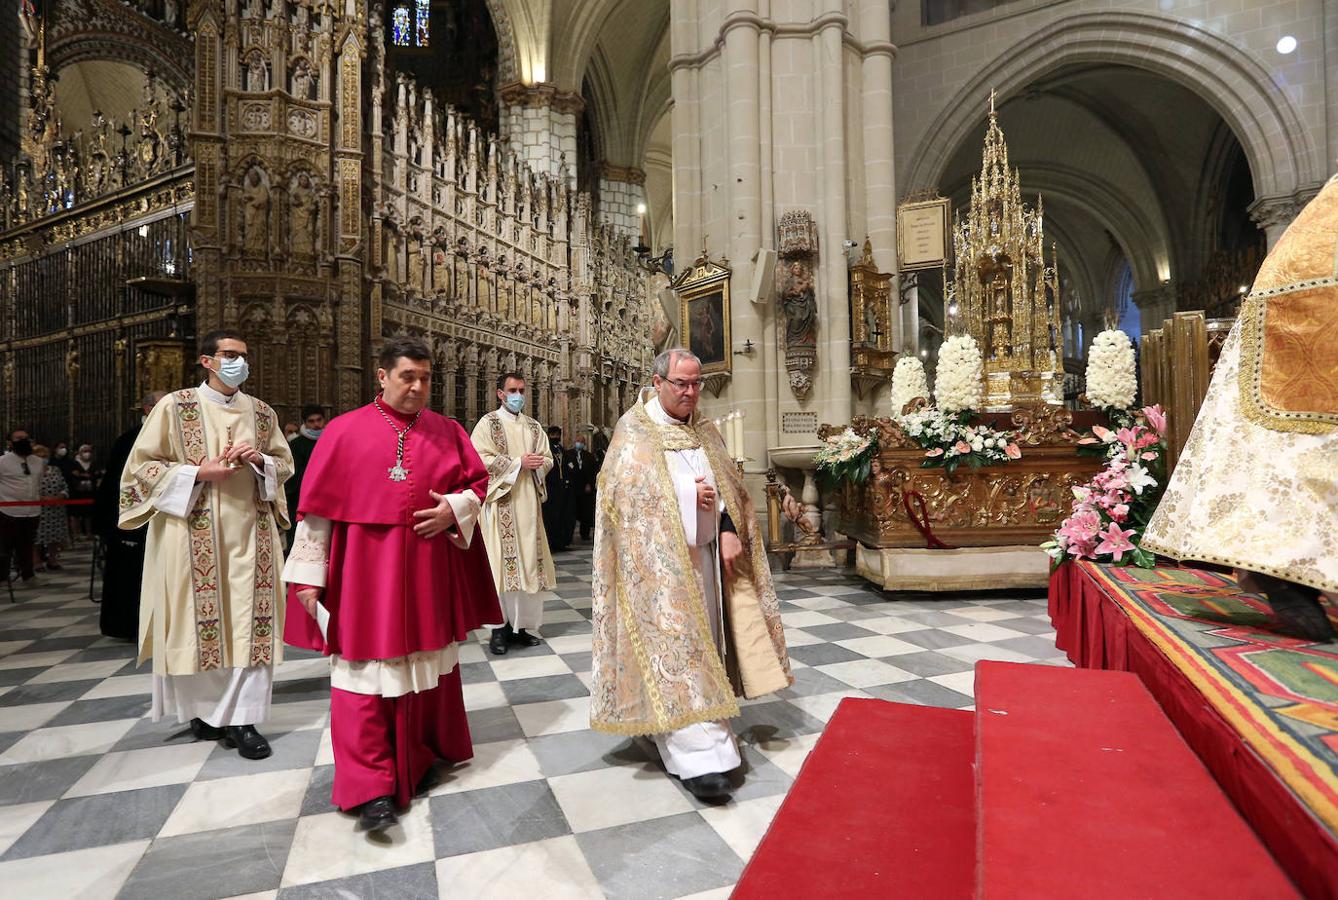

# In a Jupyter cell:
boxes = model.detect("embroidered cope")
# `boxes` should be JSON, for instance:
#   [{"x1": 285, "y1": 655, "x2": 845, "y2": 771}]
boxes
[{"x1": 590, "y1": 389, "x2": 791, "y2": 736}]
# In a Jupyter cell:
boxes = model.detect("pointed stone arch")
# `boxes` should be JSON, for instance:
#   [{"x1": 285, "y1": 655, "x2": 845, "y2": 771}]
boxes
[{"x1": 904, "y1": 12, "x2": 1322, "y2": 202}]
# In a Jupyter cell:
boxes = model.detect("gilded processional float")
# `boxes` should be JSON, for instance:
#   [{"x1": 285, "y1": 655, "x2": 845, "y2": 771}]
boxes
[{"x1": 818, "y1": 98, "x2": 1100, "y2": 591}]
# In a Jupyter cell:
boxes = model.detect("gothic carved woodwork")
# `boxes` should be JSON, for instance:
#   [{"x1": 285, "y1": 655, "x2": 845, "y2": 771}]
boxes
[
  {"x1": 850, "y1": 238, "x2": 896, "y2": 399},
  {"x1": 824, "y1": 415, "x2": 1102, "y2": 548},
  {"x1": 777, "y1": 210, "x2": 818, "y2": 399},
  {"x1": 4, "y1": 0, "x2": 652, "y2": 443}
]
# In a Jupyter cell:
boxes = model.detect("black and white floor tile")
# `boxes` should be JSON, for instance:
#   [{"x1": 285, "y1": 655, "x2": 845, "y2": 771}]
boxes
[{"x1": 0, "y1": 546, "x2": 1068, "y2": 899}]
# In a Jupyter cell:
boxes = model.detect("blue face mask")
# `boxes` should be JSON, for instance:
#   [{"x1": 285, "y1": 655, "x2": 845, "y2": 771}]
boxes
[
  {"x1": 574, "y1": 442, "x2": 585, "y2": 451},
  {"x1": 215, "y1": 355, "x2": 249, "y2": 388},
  {"x1": 504, "y1": 393, "x2": 525, "y2": 414}
]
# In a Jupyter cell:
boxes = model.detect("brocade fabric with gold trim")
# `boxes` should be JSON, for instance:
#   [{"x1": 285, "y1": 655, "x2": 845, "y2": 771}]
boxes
[
  {"x1": 1143, "y1": 322, "x2": 1338, "y2": 593},
  {"x1": 589, "y1": 393, "x2": 791, "y2": 736},
  {"x1": 1237, "y1": 173, "x2": 1338, "y2": 432}
]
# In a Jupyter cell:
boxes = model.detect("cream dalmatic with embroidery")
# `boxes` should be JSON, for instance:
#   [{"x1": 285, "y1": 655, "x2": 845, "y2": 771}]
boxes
[
  {"x1": 470, "y1": 407, "x2": 556, "y2": 596},
  {"x1": 119, "y1": 386, "x2": 293, "y2": 676}
]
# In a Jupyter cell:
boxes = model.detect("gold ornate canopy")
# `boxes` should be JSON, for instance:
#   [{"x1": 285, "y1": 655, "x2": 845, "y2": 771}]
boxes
[{"x1": 948, "y1": 93, "x2": 1064, "y2": 411}]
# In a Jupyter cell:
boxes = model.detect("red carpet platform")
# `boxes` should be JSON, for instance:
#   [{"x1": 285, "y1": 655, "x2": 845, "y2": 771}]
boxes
[
  {"x1": 1049, "y1": 562, "x2": 1338, "y2": 899},
  {"x1": 734, "y1": 661, "x2": 1296, "y2": 899}
]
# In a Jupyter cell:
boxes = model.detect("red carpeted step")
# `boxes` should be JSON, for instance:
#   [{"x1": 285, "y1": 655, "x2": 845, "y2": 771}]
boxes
[
  {"x1": 975, "y1": 661, "x2": 1299, "y2": 899},
  {"x1": 734, "y1": 698, "x2": 975, "y2": 899}
]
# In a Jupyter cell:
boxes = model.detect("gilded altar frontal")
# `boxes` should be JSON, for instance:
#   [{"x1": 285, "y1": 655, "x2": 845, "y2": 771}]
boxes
[{"x1": 1, "y1": 0, "x2": 1337, "y2": 897}]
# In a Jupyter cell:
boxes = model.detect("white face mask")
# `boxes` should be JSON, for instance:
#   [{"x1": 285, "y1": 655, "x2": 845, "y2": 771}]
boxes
[
  {"x1": 214, "y1": 354, "x2": 250, "y2": 388},
  {"x1": 55, "y1": 447, "x2": 67, "y2": 458}
]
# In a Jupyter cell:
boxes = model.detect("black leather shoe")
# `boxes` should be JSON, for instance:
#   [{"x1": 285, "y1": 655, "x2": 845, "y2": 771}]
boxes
[
  {"x1": 357, "y1": 795, "x2": 399, "y2": 832},
  {"x1": 488, "y1": 626, "x2": 510, "y2": 656},
  {"x1": 190, "y1": 717, "x2": 226, "y2": 741},
  {"x1": 509, "y1": 628, "x2": 542, "y2": 647},
  {"x1": 681, "y1": 772, "x2": 732, "y2": 799},
  {"x1": 415, "y1": 765, "x2": 441, "y2": 797},
  {"x1": 224, "y1": 725, "x2": 273, "y2": 760}
]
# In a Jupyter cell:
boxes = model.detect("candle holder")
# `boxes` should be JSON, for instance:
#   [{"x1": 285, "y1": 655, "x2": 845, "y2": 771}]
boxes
[{"x1": 224, "y1": 425, "x2": 243, "y2": 469}]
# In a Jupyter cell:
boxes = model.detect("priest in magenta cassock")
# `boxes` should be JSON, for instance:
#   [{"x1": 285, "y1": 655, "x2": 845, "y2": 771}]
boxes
[{"x1": 282, "y1": 336, "x2": 501, "y2": 832}]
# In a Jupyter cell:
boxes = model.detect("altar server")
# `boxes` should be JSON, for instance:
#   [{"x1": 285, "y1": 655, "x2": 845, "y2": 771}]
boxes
[
  {"x1": 119, "y1": 330, "x2": 292, "y2": 760},
  {"x1": 471, "y1": 372, "x2": 557, "y2": 655}
]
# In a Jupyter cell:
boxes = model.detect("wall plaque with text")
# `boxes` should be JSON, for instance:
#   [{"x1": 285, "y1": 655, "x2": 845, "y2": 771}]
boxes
[{"x1": 897, "y1": 197, "x2": 952, "y2": 272}]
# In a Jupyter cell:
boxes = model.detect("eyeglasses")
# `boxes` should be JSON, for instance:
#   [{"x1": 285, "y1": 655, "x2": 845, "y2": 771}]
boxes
[
  {"x1": 214, "y1": 350, "x2": 249, "y2": 361},
  {"x1": 663, "y1": 377, "x2": 704, "y2": 393}
]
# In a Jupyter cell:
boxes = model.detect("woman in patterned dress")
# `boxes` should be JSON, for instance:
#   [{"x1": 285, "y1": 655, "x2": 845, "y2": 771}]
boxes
[{"x1": 32, "y1": 445, "x2": 69, "y2": 571}]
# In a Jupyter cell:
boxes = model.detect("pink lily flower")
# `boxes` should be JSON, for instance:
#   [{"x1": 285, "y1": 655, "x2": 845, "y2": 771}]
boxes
[
  {"x1": 1142, "y1": 405, "x2": 1167, "y2": 436},
  {"x1": 1005, "y1": 442, "x2": 1022, "y2": 460},
  {"x1": 925, "y1": 447, "x2": 944, "y2": 457},
  {"x1": 955, "y1": 440, "x2": 972, "y2": 454},
  {"x1": 1094, "y1": 521, "x2": 1138, "y2": 562}
]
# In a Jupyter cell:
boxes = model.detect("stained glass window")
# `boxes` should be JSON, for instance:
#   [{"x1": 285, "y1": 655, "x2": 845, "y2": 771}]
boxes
[
  {"x1": 391, "y1": 3, "x2": 412, "y2": 47},
  {"x1": 415, "y1": 0, "x2": 430, "y2": 47}
]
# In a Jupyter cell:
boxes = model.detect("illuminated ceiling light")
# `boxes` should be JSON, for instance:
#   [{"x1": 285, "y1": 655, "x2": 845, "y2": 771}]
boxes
[
  {"x1": 636, "y1": 203, "x2": 647, "y2": 215},
  {"x1": 1276, "y1": 35, "x2": 1297, "y2": 54}
]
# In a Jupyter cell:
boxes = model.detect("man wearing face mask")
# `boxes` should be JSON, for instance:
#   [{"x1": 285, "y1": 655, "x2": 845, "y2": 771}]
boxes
[
  {"x1": 66, "y1": 443, "x2": 102, "y2": 540},
  {"x1": 471, "y1": 372, "x2": 557, "y2": 655},
  {"x1": 95, "y1": 391, "x2": 165, "y2": 640},
  {"x1": 542, "y1": 425, "x2": 572, "y2": 553},
  {"x1": 283, "y1": 404, "x2": 325, "y2": 548},
  {"x1": 119, "y1": 330, "x2": 293, "y2": 760},
  {"x1": 565, "y1": 431, "x2": 600, "y2": 542},
  {"x1": 0, "y1": 429, "x2": 45, "y2": 588}
]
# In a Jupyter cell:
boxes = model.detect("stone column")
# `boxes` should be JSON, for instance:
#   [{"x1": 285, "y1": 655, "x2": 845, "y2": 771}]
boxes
[
  {"x1": 1247, "y1": 194, "x2": 1306, "y2": 248},
  {"x1": 1132, "y1": 286, "x2": 1176, "y2": 334},
  {"x1": 595, "y1": 164, "x2": 646, "y2": 242},
  {"x1": 498, "y1": 82, "x2": 582, "y2": 184}
]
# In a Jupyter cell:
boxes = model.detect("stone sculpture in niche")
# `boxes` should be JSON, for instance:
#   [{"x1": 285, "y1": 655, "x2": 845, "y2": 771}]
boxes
[
  {"x1": 777, "y1": 210, "x2": 819, "y2": 399},
  {"x1": 289, "y1": 171, "x2": 318, "y2": 257},
  {"x1": 240, "y1": 166, "x2": 271, "y2": 258}
]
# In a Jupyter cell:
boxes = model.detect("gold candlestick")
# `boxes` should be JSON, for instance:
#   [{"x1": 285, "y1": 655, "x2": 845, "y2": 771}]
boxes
[{"x1": 224, "y1": 425, "x2": 243, "y2": 468}]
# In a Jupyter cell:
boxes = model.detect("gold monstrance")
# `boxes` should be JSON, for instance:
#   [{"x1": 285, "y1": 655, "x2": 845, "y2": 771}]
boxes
[{"x1": 947, "y1": 93, "x2": 1064, "y2": 411}]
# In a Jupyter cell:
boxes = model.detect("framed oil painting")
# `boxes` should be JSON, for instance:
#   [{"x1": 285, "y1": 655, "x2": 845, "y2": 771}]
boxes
[{"x1": 673, "y1": 255, "x2": 732, "y2": 376}]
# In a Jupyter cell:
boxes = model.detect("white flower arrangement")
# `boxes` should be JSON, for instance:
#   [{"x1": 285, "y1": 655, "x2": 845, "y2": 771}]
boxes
[
  {"x1": 815, "y1": 427, "x2": 877, "y2": 485},
  {"x1": 1085, "y1": 329, "x2": 1137, "y2": 410},
  {"x1": 890, "y1": 356, "x2": 931, "y2": 420},
  {"x1": 934, "y1": 334, "x2": 984, "y2": 414},
  {"x1": 900, "y1": 406, "x2": 1021, "y2": 474}
]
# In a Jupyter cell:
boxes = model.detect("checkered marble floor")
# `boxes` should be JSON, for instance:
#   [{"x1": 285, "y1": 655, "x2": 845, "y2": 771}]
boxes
[{"x1": 0, "y1": 546, "x2": 1069, "y2": 899}]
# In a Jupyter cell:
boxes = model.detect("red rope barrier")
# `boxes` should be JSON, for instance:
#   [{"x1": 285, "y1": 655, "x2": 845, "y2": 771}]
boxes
[
  {"x1": 902, "y1": 490, "x2": 955, "y2": 550},
  {"x1": 0, "y1": 499, "x2": 96, "y2": 507}
]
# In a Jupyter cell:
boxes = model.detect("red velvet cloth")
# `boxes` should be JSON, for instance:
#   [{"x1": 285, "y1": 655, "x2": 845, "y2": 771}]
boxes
[
  {"x1": 283, "y1": 400, "x2": 501, "y2": 660},
  {"x1": 1049, "y1": 563, "x2": 1338, "y2": 900},
  {"x1": 329, "y1": 670, "x2": 473, "y2": 810}
]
